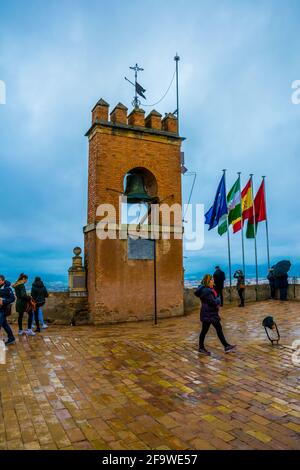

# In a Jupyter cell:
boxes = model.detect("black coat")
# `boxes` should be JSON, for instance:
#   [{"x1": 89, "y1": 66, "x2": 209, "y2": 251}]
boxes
[
  {"x1": 195, "y1": 285, "x2": 220, "y2": 323},
  {"x1": 267, "y1": 272, "x2": 275, "y2": 287},
  {"x1": 213, "y1": 269, "x2": 225, "y2": 289},
  {"x1": 13, "y1": 282, "x2": 30, "y2": 313},
  {"x1": 276, "y1": 274, "x2": 288, "y2": 289},
  {"x1": 31, "y1": 280, "x2": 49, "y2": 305}
]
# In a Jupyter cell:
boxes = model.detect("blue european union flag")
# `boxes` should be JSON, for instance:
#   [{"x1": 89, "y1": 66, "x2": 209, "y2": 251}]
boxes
[{"x1": 205, "y1": 174, "x2": 228, "y2": 230}]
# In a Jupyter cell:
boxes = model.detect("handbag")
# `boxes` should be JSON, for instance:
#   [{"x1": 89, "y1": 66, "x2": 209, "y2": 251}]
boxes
[{"x1": 25, "y1": 298, "x2": 36, "y2": 313}]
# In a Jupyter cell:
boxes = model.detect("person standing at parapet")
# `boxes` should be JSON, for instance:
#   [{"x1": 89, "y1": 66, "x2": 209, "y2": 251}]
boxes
[
  {"x1": 195, "y1": 274, "x2": 236, "y2": 356},
  {"x1": 267, "y1": 268, "x2": 276, "y2": 299},
  {"x1": 31, "y1": 277, "x2": 49, "y2": 331},
  {"x1": 234, "y1": 270, "x2": 245, "y2": 307},
  {"x1": 13, "y1": 274, "x2": 35, "y2": 336},
  {"x1": 213, "y1": 266, "x2": 226, "y2": 306},
  {"x1": 0, "y1": 274, "x2": 16, "y2": 345}
]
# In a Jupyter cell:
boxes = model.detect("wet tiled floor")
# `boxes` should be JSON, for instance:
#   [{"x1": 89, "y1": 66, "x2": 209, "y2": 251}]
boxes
[{"x1": 1, "y1": 300, "x2": 300, "y2": 450}]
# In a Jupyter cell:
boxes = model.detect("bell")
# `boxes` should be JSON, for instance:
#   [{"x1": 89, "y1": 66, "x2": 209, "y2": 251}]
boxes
[{"x1": 124, "y1": 173, "x2": 153, "y2": 203}]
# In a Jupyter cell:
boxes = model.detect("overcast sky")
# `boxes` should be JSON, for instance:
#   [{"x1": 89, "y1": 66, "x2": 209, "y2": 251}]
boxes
[{"x1": 0, "y1": 0, "x2": 299, "y2": 280}]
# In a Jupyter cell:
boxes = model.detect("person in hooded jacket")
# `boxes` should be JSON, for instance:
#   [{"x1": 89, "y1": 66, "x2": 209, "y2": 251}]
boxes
[
  {"x1": 31, "y1": 277, "x2": 49, "y2": 331},
  {"x1": 195, "y1": 274, "x2": 236, "y2": 356}
]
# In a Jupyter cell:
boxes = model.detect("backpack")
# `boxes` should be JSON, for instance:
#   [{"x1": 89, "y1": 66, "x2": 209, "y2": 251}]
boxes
[
  {"x1": 26, "y1": 298, "x2": 36, "y2": 313},
  {"x1": 262, "y1": 316, "x2": 274, "y2": 329},
  {"x1": 3, "y1": 286, "x2": 15, "y2": 317}
]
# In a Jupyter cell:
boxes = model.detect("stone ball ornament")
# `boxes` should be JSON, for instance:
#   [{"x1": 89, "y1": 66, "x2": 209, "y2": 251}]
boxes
[{"x1": 73, "y1": 247, "x2": 82, "y2": 256}]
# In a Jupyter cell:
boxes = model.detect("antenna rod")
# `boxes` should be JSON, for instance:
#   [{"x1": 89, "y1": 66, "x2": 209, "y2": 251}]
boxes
[{"x1": 174, "y1": 53, "x2": 180, "y2": 134}]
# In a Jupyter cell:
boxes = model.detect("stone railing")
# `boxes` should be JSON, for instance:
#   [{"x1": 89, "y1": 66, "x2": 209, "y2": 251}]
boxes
[{"x1": 184, "y1": 283, "x2": 300, "y2": 313}]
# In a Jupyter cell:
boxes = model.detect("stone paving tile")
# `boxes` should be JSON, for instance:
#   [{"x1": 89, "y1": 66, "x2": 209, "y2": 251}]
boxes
[{"x1": 1, "y1": 300, "x2": 300, "y2": 450}]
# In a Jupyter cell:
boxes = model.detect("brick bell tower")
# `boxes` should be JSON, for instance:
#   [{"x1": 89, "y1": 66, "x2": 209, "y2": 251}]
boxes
[{"x1": 84, "y1": 98, "x2": 185, "y2": 324}]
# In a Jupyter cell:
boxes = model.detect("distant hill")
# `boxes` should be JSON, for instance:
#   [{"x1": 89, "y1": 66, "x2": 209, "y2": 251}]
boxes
[{"x1": 2, "y1": 260, "x2": 299, "y2": 291}]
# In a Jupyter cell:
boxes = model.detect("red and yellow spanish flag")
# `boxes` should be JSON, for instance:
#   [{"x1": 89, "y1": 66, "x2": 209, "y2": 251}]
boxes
[
  {"x1": 232, "y1": 178, "x2": 253, "y2": 232},
  {"x1": 242, "y1": 178, "x2": 254, "y2": 221}
]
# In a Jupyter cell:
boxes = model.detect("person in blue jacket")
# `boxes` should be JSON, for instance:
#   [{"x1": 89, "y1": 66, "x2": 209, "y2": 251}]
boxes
[
  {"x1": 195, "y1": 274, "x2": 236, "y2": 356},
  {"x1": 0, "y1": 274, "x2": 16, "y2": 345}
]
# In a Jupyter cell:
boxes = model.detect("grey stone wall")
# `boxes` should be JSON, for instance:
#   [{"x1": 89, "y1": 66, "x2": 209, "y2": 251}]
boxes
[
  {"x1": 10, "y1": 293, "x2": 91, "y2": 326},
  {"x1": 8, "y1": 284, "x2": 300, "y2": 326},
  {"x1": 184, "y1": 284, "x2": 300, "y2": 313}
]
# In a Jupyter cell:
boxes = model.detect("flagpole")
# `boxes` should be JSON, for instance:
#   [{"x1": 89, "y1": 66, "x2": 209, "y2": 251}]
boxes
[
  {"x1": 250, "y1": 174, "x2": 259, "y2": 300},
  {"x1": 223, "y1": 169, "x2": 232, "y2": 302},
  {"x1": 237, "y1": 172, "x2": 246, "y2": 277},
  {"x1": 262, "y1": 176, "x2": 270, "y2": 270}
]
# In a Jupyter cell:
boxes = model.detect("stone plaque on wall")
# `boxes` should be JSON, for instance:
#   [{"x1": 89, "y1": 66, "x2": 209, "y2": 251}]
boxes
[
  {"x1": 73, "y1": 275, "x2": 85, "y2": 288},
  {"x1": 128, "y1": 237, "x2": 154, "y2": 260}
]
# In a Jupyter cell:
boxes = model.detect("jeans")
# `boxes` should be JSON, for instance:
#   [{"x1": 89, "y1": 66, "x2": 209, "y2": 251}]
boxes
[
  {"x1": 0, "y1": 311, "x2": 15, "y2": 341},
  {"x1": 199, "y1": 320, "x2": 229, "y2": 350},
  {"x1": 18, "y1": 310, "x2": 33, "y2": 331},
  {"x1": 32, "y1": 305, "x2": 40, "y2": 330},
  {"x1": 32, "y1": 307, "x2": 44, "y2": 328}
]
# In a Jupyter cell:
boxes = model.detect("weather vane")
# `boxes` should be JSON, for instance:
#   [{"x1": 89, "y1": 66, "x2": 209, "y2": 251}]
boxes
[{"x1": 125, "y1": 63, "x2": 146, "y2": 108}]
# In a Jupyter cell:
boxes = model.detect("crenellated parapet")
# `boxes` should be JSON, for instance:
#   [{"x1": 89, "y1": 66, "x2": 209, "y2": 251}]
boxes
[{"x1": 90, "y1": 98, "x2": 179, "y2": 135}]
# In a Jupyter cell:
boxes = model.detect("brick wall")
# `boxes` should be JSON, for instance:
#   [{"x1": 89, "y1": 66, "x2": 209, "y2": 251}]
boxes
[{"x1": 84, "y1": 100, "x2": 184, "y2": 324}]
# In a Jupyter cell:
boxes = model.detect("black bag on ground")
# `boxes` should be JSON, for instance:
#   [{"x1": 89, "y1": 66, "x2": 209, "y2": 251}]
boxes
[{"x1": 262, "y1": 316, "x2": 280, "y2": 344}]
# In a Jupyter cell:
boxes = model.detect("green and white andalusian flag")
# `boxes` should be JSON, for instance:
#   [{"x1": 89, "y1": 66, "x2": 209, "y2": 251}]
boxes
[{"x1": 218, "y1": 177, "x2": 241, "y2": 235}]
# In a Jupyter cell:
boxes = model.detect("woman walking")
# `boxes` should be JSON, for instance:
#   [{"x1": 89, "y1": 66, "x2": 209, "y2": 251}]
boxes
[
  {"x1": 195, "y1": 274, "x2": 236, "y2": 356},
  {"x1": 234, "y1": 270, "x2": 245, "y2": 307},
  {"x1": 13, "y1": 273, "x2": 35, "y2": 336},
  {"x1": 31, "y1": 277, "x2": 49, "y2": 331}
]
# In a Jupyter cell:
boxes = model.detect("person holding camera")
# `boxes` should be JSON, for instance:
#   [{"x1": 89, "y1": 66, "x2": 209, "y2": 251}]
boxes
[{"x1": 234, "y1": 269, "x2": 245, "y2": 307}]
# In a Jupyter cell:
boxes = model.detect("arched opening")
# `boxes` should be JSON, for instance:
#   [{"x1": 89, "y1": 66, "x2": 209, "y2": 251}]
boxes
[{"x1": 122, "y1": 167, "x2": 158, "y2": 225}]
